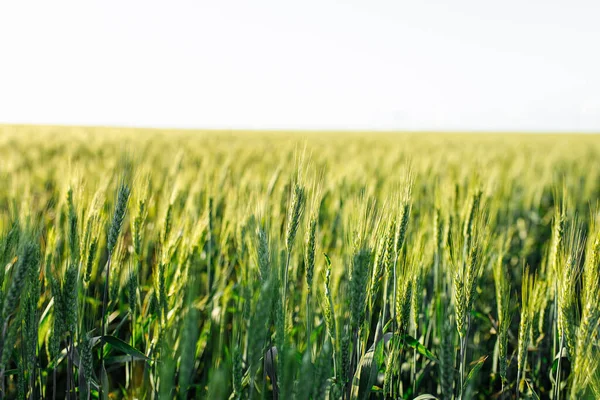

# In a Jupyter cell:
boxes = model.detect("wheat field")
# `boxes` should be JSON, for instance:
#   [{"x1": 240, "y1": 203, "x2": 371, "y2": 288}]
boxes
[{"x1": 0, "y1": 125, "x2": 599, "y2": 399}]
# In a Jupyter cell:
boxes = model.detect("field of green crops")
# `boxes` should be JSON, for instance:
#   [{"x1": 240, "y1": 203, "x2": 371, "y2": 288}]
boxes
[{"x1": 1, "y1": 125, "x2": 600, "y2": 399}]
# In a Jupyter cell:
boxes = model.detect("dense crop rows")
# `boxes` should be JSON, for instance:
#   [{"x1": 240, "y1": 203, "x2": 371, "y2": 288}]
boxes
[{"x1": 1, "y1": 126, "x2": 600, "y2": 399}]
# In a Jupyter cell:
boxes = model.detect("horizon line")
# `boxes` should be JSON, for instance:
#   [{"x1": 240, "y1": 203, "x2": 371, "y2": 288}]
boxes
[{"x1": 1, "y1": 122, "x2": 599, "y2": 135}]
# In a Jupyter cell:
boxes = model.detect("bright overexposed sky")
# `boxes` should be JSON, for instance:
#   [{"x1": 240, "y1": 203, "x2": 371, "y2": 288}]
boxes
[{"x1": 1, "y1": 1, "x2": 600, "y2": 131}]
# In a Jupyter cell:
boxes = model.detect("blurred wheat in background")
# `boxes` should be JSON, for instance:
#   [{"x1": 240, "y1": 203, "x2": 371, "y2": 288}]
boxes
[{"x1": 1, "y1": 125, "x2": 600, "y2": 399}]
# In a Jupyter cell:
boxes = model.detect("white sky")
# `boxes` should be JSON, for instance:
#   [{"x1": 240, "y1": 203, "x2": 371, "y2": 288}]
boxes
[{"x1": 1, "y1": 0, "x2": 599, "y2": 131}]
